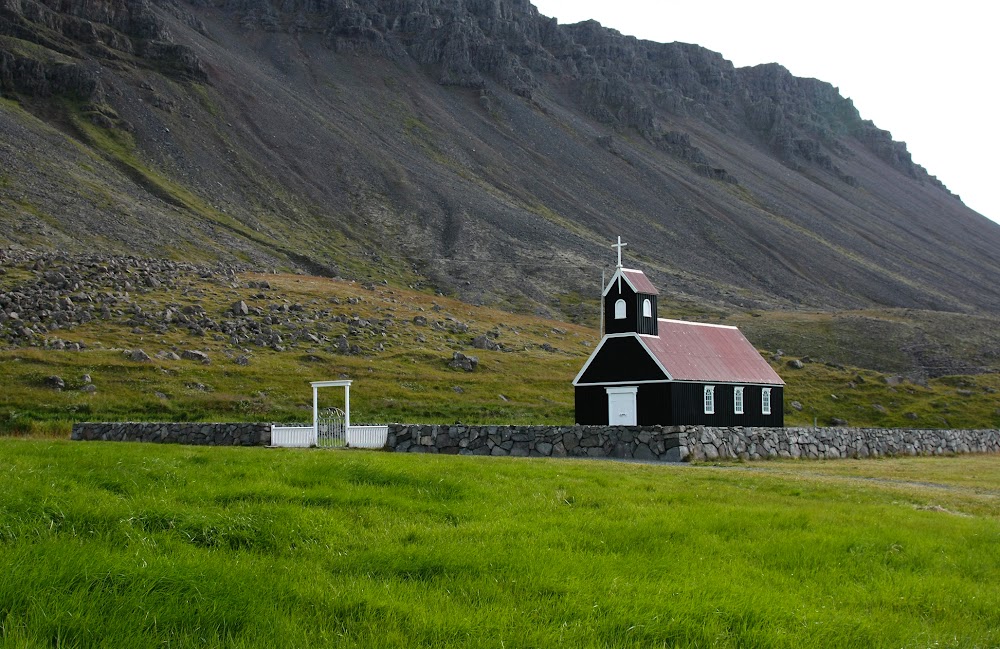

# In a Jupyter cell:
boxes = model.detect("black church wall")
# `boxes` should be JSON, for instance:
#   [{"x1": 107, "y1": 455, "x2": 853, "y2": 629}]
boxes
[
  {"x1": 604, "y1": 282, "x2": 638, "y2": 334},
  {"x1": 637, "y1": 383, "x2": 671, "y2": 425},
  {"x1": 669, "y1": 383, "x2": 784, "y2": 427},
  {"x1": 604, "y1": 286, "x2": 658, "y2": 336},
  {"x1": 576, "y1": 336, "x2": 666, "y2": 384},
  {"x1": 575, "y1": 386, "x2": 608, "y2": 425},
  {"x1": 575, "y1": 383, "x2": 672, "y2": 426}
]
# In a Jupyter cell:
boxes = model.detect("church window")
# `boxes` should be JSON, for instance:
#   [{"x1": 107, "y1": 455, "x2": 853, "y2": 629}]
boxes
[
  {"x1": 642, "y1": 298, "x2": 652, "y2": 318},
  {"x1": 614, "y1": 299, "x2": 626, "y2": 319},
  {"x1": 762, "y1": 388, "x2": 772, "y2": 415},
  {"x1": 704, "y1": 386, "x2": 715, "y2": 414},
  {"x1": 734, "y1": 387, "x2": 744, "y2": 414}
]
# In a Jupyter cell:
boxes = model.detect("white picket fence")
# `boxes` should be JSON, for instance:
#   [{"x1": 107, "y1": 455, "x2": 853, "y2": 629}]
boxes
[
  {"x1": 270, "y1": 426, "x2": 315, "y2": 448},
  {"x1": 269, "y1": 424, "x2": 388, "y2": 449},
  {"x1": 346, "y1": 425, "x2": 390, "y2": 449}
]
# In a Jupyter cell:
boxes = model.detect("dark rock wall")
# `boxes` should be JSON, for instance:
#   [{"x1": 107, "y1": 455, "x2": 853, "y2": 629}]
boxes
[
  {"x1": 70, "y1": 421, "x2": 1000, "y2": 461},
  {"x1": 386, "y1": 423, "x2": 1000, "y2": 460},
  {"x1": 71, "y1": 421, "x2": 272, "y2": 445}
]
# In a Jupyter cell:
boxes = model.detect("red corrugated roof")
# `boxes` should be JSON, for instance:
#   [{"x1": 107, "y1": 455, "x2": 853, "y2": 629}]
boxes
[
  {"x1": 641, "y1": 319, "x2": 784, "y2": 385},
  {"x1": 603, "y1": 268, "x2": 659, "y2": 295}
]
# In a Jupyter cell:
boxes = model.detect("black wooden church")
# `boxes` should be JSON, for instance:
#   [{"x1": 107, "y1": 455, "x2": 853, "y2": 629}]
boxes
[{"x1": 573, "y1": 238, "x2": 784, "y2": 427}]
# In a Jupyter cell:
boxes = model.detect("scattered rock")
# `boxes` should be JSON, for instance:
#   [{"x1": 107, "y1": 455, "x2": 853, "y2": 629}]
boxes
[
  {"x1": 904, "y1": 412, "x2": 919, "y2": 420},
  {"x1": 45, "y1": 375, "x2": 65, "y2": 390},
  {"x1": 790, "y1": 401, "x2": 803, "y2": 411},
  {"x1": 786, "y1": 359, "x2": 804, "y2": 369},
  {"x1": 80, "y1": 384, "x2": 97, "y2": 393},
  {"x1": 231, "y1": 300, "x2": 249, "y2": 316},
  {"x1": 829, "y1": 417, "x2": 848, "y2": 426},
  {"x1": 884, "y1": 376, "x2": 904, "y2": 386},
  {"x1": 872, "y1": 404, "x2": 887, "y2": 413},
  {"x1": 448, "y1": 351, "x2": 478, "y2": 372},
  {"x1": 181, "y1": 350, "x2": 211, "y2": 364},
  {"x1": 412, "y1": 315, "x2": 427, "y2": 326},
  {"x1": 129, "y1": 349, "x2": 152, "y2": 362},
  {"x1": 452, "y1": 385, "x2": 464, "y2": 393},
  {"x1": 471, "y1": 334, "x2": 501, "y2": 351}
]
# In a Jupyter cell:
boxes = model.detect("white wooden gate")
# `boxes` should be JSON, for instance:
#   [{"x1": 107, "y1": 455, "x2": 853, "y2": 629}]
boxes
[{"x1": 269, "y1": 379, "x2": 389, "y2": 449}]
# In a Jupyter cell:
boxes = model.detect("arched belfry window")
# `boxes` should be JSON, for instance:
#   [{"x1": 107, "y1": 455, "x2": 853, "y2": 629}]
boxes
[
  {"x1": 642, "y1": 298, "x2": 652, "y2": 318},
  {"x1": 614, "y1": 299, "x2": 626, "y2": 320}
]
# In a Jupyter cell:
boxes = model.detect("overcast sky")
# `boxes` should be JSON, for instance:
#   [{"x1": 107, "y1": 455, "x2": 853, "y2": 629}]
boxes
[{"x1": 530, "y1": 0, "x2": 998, "y2": 225}]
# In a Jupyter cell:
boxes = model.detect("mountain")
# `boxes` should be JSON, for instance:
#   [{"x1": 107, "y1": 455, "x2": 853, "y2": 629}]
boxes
[{"x1": 2, "y1": 0, "x2": 1000, "y2": 322}]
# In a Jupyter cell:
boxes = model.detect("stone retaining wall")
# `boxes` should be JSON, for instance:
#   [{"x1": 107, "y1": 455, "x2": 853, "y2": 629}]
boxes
[
  {"x1": 386, "y1": 424, "x2": 686, "y2": 461},
  {"x1": 684, "y1": 426, "x2": 1000, "y2": 461},
  {"x1": 386, "y1": 424, "x2": 1000, "y2": 461},
  {"x1": 71, "y1": 422, "x2": 271, "y2": 446},
  {"x1": 71, "y1": 422, "x2": 1000, "y2": 462}
]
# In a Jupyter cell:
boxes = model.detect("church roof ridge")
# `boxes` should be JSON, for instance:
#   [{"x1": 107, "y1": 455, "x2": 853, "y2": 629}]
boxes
[{"x1": 656, "y1": 318, "x2": 738, "y2": 330}]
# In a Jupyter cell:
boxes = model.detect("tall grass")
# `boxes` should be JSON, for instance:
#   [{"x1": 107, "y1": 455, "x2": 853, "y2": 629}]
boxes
[{"x1": 1, "y1": 440, "x2": 998, "y2": 647}]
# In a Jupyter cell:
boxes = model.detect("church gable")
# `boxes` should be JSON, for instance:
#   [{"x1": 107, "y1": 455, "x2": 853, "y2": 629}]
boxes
[{"x1": 574, "y1": 335, "x2": 668, "y2": 385}]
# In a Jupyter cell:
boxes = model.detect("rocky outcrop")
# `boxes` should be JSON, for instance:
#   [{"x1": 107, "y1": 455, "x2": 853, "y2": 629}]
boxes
[
  {"x1": 184, "y1": 0, "x2": 954, "y2": 194},
  {"x1": 0, "y1": 0, "x2": 205, "y2": 101}
]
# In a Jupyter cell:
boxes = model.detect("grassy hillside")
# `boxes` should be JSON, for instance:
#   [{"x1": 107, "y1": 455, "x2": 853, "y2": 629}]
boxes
[
  {"x1": 1, "y1": 256, "x2": 998, "y2": 433},
  {"x1": 1, "y1": 440, "x2": 998, "y2": 647}
]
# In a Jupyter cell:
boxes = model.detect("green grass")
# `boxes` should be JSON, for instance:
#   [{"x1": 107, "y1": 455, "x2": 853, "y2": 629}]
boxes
[{"x1": 0, "y1": 440, "x2": 998, "y2": 647}]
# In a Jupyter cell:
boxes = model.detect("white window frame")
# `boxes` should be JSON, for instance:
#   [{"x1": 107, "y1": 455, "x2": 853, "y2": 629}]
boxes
[
  {"x1": 762, "y1": 388, "x2": 771, "y2": 415},
  {"x1": 734, "y1": 386, "x2": 744, "y2": 415},
  {"x1": 614, "y1": 299, "x2": 626, "y2": 320},
  {"x1": 704, "y1": 385, "x2": 715, "y2": 415},
  {"x1": 642, "y1": 298, "x2": 652, "y2": 318}
]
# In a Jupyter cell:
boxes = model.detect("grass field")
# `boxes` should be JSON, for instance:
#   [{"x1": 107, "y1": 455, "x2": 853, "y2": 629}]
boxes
[{"x1": 1, "y1": 439, "x2": 998, "y2": 648}]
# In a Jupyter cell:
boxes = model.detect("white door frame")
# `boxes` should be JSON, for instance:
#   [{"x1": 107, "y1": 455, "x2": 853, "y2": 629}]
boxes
[{"x1": 606, "y1": 386, "x2": 638, "y2": 425}]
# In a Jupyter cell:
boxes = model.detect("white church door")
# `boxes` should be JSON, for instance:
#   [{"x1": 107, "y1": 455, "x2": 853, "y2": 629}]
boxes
[{"x1": 606, "y1": 387, "x2": 638, "y2": 426}]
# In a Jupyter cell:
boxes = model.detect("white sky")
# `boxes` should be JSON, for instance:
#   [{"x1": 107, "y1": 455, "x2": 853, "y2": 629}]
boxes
[{"x1": 530, "y1": 0, "x2": 998, "y2": 224}]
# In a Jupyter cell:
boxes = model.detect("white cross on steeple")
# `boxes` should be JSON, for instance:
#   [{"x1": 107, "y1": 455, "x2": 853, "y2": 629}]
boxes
[{"x1": 612, "y1": 236, "x2": 627, "y2": 269}]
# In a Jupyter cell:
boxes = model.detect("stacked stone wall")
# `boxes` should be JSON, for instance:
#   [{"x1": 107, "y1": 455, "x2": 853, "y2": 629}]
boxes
[
  {"x1": 385, "y1": 424, "x2": 1000, "y2": 461},
  {"x1": 71, "y1": 422, "x2": 1000, "y2": 462},
  {"x1": 386, "y1": 424, "x2": 686, "y2": 461},
  {"x1": 684, "y1": 426, "x2": 1000, "y2": 461},
  {"x1": 71, "y1": 422, "x2": 271, "y2": 446}
]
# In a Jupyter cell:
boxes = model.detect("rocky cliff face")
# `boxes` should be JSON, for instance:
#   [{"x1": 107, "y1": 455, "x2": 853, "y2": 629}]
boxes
[{"x1": 1, "y1": 0, "x2": 997, "y2": 317}]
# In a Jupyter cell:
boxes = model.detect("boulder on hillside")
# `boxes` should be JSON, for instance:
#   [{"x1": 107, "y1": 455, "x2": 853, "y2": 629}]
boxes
[
  {"x1": 448, "y1": 351, "x2": 478, "y2": 372},
  {"x1": 181, "y1": 349, "x2": 211, "y2": 364},
  {"x1": 129, "y1": 349, "x2": 151, "y2": 362},
  {"x1": 471, "y1": 334, "x2": 501, "y2": 351}
]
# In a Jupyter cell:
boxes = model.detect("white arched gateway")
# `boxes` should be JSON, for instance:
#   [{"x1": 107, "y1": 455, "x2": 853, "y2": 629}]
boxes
[{"x1": 270, "y1": 380, "x2": 388, "y2": 449}]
